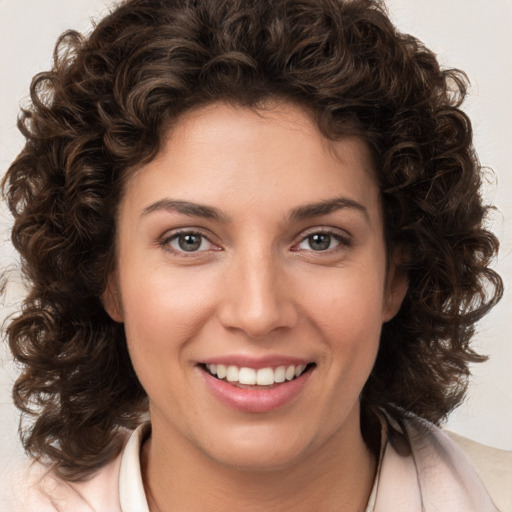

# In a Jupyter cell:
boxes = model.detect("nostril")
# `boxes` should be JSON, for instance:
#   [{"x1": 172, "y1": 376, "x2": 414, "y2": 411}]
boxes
[
  {"x1": 217, "y1": 266, "x2": 298, "y2": 337},
  {"x1": 218, "y1": 302, "x2": 298, "y2": 339}
]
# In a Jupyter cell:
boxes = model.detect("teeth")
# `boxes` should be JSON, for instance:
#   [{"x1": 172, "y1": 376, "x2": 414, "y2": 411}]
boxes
[
  {"x1": 205, "y1": 363, "x2": 309, "y2": 386},
  {"x1": 226, "y1": 365, "x2": 239, "y2": 382},
  {"x1": 239, "y1": 367, "x2": 256, "y2": 385},
  {"x1": 216, "y1": 364, "x2": 226, "y2": 379},
  {"x1": 256, "y1": 367, "x2": 274, "y2": 386},
  {"x1": 274, "y1": 366, "x2": 286, "y2": 383},
  {"x1": 295, "y1": 365, "x2": 306, "y2": 377}
]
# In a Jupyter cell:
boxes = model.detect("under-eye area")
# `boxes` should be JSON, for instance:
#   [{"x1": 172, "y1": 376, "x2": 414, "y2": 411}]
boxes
[{"x1": 199, "y1": 363, "x2": 316, "y2": 387}]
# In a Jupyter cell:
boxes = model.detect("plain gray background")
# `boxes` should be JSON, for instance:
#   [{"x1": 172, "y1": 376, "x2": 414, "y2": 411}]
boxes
[{"x1": 1, "y1": 0, "x2": 511, "y2": 469}]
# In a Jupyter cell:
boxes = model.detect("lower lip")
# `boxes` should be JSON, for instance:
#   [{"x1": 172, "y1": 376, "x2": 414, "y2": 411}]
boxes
[{"x1": 200, "y1": 368, "x2": 313, "y2": 413}]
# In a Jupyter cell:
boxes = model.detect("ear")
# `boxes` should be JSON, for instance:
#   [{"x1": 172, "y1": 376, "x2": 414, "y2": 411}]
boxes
[
  {"x1": 102, "y1": 273, "x2": 124, "y2": 323},
  {"x1": 382, "y1": 247, "x2": 408, "y2": 322}
]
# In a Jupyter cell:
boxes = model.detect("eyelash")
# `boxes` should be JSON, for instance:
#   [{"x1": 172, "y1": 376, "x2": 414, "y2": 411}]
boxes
[
  {"x1": 292, "y1": 229, "x2": 352, "y2": 253},
  {"x1": 160, "y1": 227, "x2": 351, "y2": 256},
  {"x1": 160, "y1": 229, "x2": 220, "y2": 256}
]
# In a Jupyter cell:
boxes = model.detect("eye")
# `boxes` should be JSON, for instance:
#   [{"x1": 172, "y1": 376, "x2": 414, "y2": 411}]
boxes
[
  {"x1": 295, "y1": 231, "x2": 349, "y2": 252},
  {"x1": 166, "y1": 232, "x2": 214, "y2": 253}
]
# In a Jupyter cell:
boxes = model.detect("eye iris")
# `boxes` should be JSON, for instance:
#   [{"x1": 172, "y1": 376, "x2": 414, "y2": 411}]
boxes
[
  {"x1": 178, "y1": 234, "x2": 202, "y2": 251},
  {"x1": 309, "y1": 233, "x2": 331, "y2": 251}
]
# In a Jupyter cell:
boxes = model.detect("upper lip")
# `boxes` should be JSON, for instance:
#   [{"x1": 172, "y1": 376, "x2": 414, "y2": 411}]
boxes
[{"x1": 199, "y1": 355, "x2": 313, "y2": 370}]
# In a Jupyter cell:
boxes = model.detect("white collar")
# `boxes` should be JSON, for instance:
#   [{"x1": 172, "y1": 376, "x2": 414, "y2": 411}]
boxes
[
  {"x1": 119, "y1": 422, "x2": 151, "y2": 512},
  {"x1": 117, "y1": 421, "x2": 382, "y2": 512},
  {"x1": 117, "y1": 416, "x2": 497, "y2": 512}
]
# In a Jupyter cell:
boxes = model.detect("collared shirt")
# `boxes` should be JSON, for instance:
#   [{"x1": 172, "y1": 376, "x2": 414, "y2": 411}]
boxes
[
  {"x1": 118, "y1": 422, "x2": 382, "y2": 512},
  {"x1": 3, "y1": 415, "x2": 507, "y2": 511}
]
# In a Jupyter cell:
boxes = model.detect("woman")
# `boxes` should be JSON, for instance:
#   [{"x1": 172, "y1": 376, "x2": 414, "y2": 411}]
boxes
[{"x1": 1, "y1": 0, "x2": 509, "y2": 510}]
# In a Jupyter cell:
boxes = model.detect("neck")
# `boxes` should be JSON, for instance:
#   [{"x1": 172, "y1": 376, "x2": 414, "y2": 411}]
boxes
[{"x1": 142, "y1": 412, "x2": 378, "y2": 512}]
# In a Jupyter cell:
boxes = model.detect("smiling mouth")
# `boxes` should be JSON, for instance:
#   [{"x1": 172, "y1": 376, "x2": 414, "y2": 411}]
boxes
[{"x1": 200, "y1": 363, "x2": 315, "y2": 388}]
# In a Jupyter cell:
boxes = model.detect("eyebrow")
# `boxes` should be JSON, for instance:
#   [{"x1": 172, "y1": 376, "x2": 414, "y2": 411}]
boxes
[
  {"x1": 288, "y1": 197, "x2": 369, "y2": 222},
  {"x1": 141, "y1": 199, "x2": 229, "y2": 222},
  {"x1": 141, "y1": 196, "x2": 369, "y2": 223}
]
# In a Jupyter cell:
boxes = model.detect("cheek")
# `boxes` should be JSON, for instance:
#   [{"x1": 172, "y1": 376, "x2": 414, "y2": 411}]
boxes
[
  {"x1": 298, "y1": 265, "x2": 385, "y2": 377},
  {"x1": 118, "y1": 264, "x2": 219, "y2": 357},
  {"x1": 303, "y1": 267, "x2": 386, "y2": 335}
]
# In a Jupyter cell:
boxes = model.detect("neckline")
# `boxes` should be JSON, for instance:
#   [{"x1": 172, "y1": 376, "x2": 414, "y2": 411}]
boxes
[{"x1": 118, "y1": 421, "x2": 385, "y2": 512}]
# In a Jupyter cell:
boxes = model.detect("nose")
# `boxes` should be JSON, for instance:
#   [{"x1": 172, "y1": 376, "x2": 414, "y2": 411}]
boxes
[{"x1": 217, "y1": 247, "x2": 298, "y2": 338}]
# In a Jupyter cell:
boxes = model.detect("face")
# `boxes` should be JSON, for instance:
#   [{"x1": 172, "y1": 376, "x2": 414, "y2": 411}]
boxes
[{"x1": 105, "y1": 101, "x2": 406, "y2": 471}]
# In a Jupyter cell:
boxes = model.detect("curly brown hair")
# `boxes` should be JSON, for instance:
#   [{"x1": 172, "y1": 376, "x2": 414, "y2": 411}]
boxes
[{"x1": 2, "y1": 0, "x2": 503, "y2": 481}]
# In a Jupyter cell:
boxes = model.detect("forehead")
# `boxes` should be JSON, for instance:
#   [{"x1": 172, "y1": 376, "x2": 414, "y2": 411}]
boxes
[
  {"x1": 162, "y1": 101, "x2": 375, "y2": 173},
  {"x1": 123, "y1": 101, "x2": 381, "y2": 223}
]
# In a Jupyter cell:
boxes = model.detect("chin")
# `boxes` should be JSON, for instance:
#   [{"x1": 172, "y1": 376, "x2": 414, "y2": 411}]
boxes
[
  {"x1": 207, "y1": 446, "x2": 308, "y2": 473},
  {"x1": 196, "y1": 423, "x2": 319, "y2": 473}
]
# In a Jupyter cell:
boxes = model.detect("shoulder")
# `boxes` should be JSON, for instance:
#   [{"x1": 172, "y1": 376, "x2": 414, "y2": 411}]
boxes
[
  {"x1": 445, "y1": 429, "x2": 512, "y2": 512},
  {"x1": 1, "y1": 424, "x2": 150, "y2": 512},
  {"x1": 376, "y1": 413, "x2": 510, "y2": 511},
  {"x1": 1, "y1": 449, "x2": 124, "y2": 512},
  {"x1": 403, "y1": 415, "x2": 511, "y2": 512}
]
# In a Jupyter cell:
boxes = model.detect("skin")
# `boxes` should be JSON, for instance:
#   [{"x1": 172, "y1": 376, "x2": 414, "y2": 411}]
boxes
[{"x1": 104, "y1": 101, "x2": 407, "y2": 511}]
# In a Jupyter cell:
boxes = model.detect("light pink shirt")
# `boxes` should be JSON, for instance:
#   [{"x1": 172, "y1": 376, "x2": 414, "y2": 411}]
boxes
[{"x1": 2, "y1": 416, "x2": 506, "y2": 511}]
